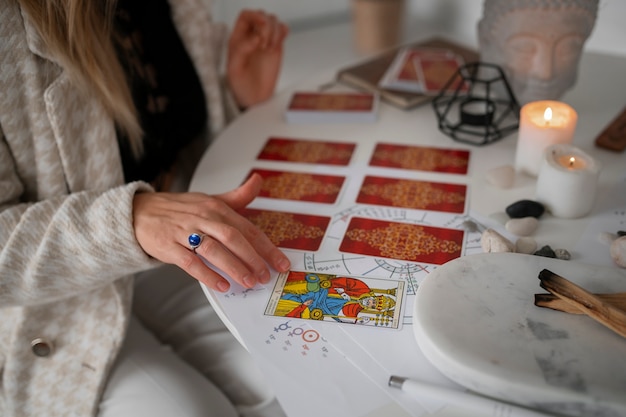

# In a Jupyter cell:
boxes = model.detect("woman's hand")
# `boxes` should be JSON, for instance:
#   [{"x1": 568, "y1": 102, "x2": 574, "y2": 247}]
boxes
[
  {"x1": 132, "y1": 174, "x2": 291, "y2": 292},
  {"x1": 226, "y1": 9, "x2": 288, "y2": 109}
]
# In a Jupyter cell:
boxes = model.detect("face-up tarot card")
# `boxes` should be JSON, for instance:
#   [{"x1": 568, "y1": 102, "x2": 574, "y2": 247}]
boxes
[
  {"x1": 369, "y1": 143, "x2": 470, "y2": 174},
  {"x1": 238, "y1": 208, "x2": 330, "y2": 251},
  {"x1": 356, "y1": 175, "x2": 467, "y2": 214},
  {"x1": 339, "y1": 217, "x2": 464, "y2": 265},
  {"x1": 246, "y1": 168, "x2": 345, "y2": 204},
  {"x1": 264, "y1": 270, "x2": 405, "y2": 329},
  {"x1": 256, "y1": 137, "x2": 356, "y2": 166}
]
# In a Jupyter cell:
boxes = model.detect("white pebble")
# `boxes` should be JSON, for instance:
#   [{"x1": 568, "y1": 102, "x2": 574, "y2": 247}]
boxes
[
  {"x1": 610, "y1": 236, "x2": 626, "y2": 268},
  {"x1": 485, "y1": 165, "x2": 515, "y2": 189},
  {"x1": 554, "y1": 248, "x2": 571, "y2": 260},
  {"x1": 515, "y1": 237, "x2": 537, "y2": 254},
  {"x1": 481, "y1": 228, "x2": 515, "y2": 253},
  {"x1": 505, "y1": 216, "x2": 539, "y2": 236},
  {"x1": 598, "y1": 231, "x2": 617, "y2": 245}
]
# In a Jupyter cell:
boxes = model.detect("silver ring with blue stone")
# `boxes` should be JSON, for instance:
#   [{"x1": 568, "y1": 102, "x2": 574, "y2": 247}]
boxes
[{"x1": 188, "y1": 233, "x2": 205, "y2": 252}]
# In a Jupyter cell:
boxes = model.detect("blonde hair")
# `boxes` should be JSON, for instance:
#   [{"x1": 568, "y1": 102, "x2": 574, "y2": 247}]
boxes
[{"x1": 18, "y1": 0, "x2": 143, "y2": 156}]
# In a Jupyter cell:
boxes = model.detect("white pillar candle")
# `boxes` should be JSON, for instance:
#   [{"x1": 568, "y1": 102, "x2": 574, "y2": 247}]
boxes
[
  {"x1": 535, "y1": 144, "x2": 601, "y2": 219},
  {"x1": 515, "y1": 100, "x2": 578, "y2": 177}
]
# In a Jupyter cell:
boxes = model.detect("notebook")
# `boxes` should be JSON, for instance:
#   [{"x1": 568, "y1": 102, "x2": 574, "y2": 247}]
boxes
[{"x1": 336, "y1": 37, "x2": 479, "y2": 109}]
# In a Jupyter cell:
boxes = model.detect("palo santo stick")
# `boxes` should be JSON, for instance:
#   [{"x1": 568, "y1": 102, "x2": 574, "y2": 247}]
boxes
[
  {"x1": 538, "y1": 269, "x2": 626, "y2": 339},
  {"x1": 535, "y1": 292, "x2": 626, "y2": 314}
]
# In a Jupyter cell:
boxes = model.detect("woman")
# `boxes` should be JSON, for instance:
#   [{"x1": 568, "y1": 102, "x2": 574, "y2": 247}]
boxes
[{"x1": 0, "y1": 0, "x2": 291, "y2": 416}]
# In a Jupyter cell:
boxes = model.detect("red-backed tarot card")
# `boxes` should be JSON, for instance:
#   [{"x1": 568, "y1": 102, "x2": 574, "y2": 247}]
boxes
[
  {"x1": 379, "y1": 47, "x2": 460, "y2": 94},
  {"x1": 288, "y1": 92, "x2": 376, "y2": 111},
  {"x1": 369, "y1": 143, "x2": 470, "y2": 174},
  {"x1": 356, "y1": 175, "x2": 467, "y2": 214},
  {"x1": 246, "y1": 168, "x2": 345, "y2": 204},
  {"x1": 238, "y1": 208, "x2": 330, "y2": 251},
  {"x1": 339, "y1": 217, "x2": 464, "y2": 265},
  {"x1": 257, "y1": 137, "x2": 356, "y2": 166},
  {"x1": 264, "y1": 270, "x2": 405, "y2": 329},
  {"x1": 285, "y1": 92, "x2": 378, "y2": 124},
  {"x1": 396, "y1": 48, "x2": 453, "y2": 82},
  {"x1": 415, "y1": 55, "x2": 467, "y2": 94}
]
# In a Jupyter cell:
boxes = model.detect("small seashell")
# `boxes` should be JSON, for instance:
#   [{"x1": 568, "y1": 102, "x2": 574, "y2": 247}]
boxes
[
  {"x1": 554, "y1": 248, "x2": 571, "y2": 260},
  {"x1": 505, "y1": 216, "x2": 539, "y2": 236},
  {"x1": 598, "y1": 231, "x2": 618, "y2": 245},
  {"x1": 481, "y1": 228, "x2": 515, "y2": 253},
  {"x1": 534, "y1": 245, "x2": 556, "y2": 258},
  {"x1": 505, "y1": 200, "x2": 545, "y2": 219},
  {"x1": 610, "y1": 236, "x2": 626, "y2": 268},
  {"x1": 515, "y1": 237, "x2": 537, "y2": 254},
  {"x1": 486, "y1": 165, "x2": 515, "y2": 189}
]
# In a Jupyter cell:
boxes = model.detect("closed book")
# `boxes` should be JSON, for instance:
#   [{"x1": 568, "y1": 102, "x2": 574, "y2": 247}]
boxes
[{"x1": 336, "y1": 37, "x2": 478, "y2": 110}]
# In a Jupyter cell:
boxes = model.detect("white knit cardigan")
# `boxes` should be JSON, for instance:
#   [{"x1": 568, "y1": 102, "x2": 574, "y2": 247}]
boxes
[{"x1": 0, "y1": 0, "x2": 237, "y2": 415}]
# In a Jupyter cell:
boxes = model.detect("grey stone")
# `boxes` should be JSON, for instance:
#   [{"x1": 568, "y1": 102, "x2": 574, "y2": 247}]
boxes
[
  {"x1": 554, "y1": 248, "x2": 571, "y2": 260},
  {"x1": 534, "y1": 245, "x2": 556, "y2": 258}
]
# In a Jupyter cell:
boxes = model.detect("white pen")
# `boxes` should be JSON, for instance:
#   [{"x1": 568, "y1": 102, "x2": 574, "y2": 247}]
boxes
[{"x1": 388, "y1": 376, "x2": 554, "y2": 417}]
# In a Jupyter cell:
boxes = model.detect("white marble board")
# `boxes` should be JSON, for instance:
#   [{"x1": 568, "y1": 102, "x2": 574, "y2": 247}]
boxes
[{"x1": 414, "y1": 252, "x2": 626, "y2": 417}]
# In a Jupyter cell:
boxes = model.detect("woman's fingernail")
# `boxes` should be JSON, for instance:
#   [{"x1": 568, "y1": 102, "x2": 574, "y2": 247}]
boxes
[
  {"x1": 279, "y1": 258, "x2": 291, "y2": 271},
  {"x1": 217, "y1": 280, "x2": 230, "y2": 292},
  {"x1": 258, "y1": 269, "x2": 270, "y2": 284},
  {"x1": 243, "y1": 275, "x2": 256, "y2": 288}
]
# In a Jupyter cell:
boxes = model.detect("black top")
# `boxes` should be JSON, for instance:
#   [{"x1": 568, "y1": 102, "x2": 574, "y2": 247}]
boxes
[{"x1": 114, "y1": 0, "x2": 208, "y2": 185}]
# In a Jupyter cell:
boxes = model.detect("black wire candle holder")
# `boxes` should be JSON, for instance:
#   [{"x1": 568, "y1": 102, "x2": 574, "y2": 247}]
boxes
[{"x1": 432, "y1": 62, "x2": 520, "y2": 146}]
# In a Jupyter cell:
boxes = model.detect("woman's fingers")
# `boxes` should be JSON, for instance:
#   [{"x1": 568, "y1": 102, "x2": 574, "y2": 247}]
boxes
[
  {"x1": 230, "y1": 10, "x2": 285, "y2": 51},
  {"x1": 221, "y1": 209, "x2": 291, "y2": 274},
  {"x1": 215, "y1": 173, "x2": 262, "y2": 209},
  {"x1": 132, "y1": 185, "x2": 290, "y2": 293},
  {"x1": 170, "y1": 243, "x2": 231, "y2": 292},
  {"x1": 190, "y1": 206, "x2": 290, "y2": 286},
  {"x1": 190, "y1": 222, "x2": 268, "y2": 288}
]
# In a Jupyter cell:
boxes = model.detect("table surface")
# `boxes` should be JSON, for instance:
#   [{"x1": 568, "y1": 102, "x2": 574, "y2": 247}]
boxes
[{"x1": 189, "y1": 38, "x2": 626, "y2": 417}]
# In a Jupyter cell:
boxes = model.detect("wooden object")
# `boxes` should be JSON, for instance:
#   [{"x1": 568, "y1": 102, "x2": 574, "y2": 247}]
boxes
[
  {"x1": 351, "y1": 0, "x2": 405, "y2": 55},
  {"x1": 595, "y1": 106, "x2": 626, "y2": 152},
  {"x1": 336, "y1": 37, "x2": 479, "y2": 109},
  {"x1": 534, "y1": 291, "x2": 626, "y2": 314},
  {"x1": 538, "y1": 269, "x2": 626, "y2": 338}
]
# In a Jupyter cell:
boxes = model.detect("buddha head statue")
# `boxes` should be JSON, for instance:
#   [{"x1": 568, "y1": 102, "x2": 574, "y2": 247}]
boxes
[{"x1": 477, "y1": 0, "x2": 599, "y2": 105}]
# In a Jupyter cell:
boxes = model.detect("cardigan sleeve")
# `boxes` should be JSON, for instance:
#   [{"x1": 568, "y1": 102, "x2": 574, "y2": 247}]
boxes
[
  {"x1": 0, "y1": 186, "x2": 161, "y2": 307},
  {"x1": 0, "y1": 129, "x2": 160, "y2": 307}
]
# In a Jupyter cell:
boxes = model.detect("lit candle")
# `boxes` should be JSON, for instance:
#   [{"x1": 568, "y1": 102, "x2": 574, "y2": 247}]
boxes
[
  {"x1": 535, "y1": 144, "x2": 601, "y2": 219},
  {"x1": 515, "y1": 100, "x2": 578, "y2": 177}
]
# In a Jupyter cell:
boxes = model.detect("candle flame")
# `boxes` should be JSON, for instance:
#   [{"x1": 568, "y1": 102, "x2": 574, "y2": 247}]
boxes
[
  {"x1": 569, "y1": 156, "x2": 576, "y2": 167},
  {"x1": 543, "y1": 107, "x2": 553, "y2": 123}
]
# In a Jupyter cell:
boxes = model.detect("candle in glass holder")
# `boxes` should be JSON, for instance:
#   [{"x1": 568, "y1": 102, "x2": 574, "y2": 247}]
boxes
[
  {"x1": 515, "y1": 100, "x2": 578, "y2": 176},
  {"x1": 535, "y1": 144, "x2": 600, "y2": 218}
]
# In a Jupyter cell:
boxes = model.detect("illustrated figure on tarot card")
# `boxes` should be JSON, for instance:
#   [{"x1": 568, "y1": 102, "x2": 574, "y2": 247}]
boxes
[{"x1": 274, "y1": 272, "x2": 397, "y2": 325}]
